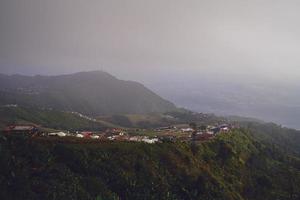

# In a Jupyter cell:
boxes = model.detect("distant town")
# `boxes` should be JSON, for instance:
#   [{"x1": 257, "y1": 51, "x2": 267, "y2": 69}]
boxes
[{"x1": 3, "y1": 123, "x2": 235, "y2": 144}]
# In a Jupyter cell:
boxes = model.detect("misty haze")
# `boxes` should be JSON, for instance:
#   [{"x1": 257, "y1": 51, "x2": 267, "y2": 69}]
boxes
[
  {"x1": 1, "y1": 1, "x2": 300, "y2": 200},
  {"x1": 1, "y1": 0, "x2": 300, "y2": 129}
]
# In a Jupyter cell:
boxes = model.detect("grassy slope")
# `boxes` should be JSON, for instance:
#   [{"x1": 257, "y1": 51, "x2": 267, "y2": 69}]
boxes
[
  {"x1": 0, "y1": 130, "x2": 299, "y2": 200},
  {"x1": 97, "y1": 111, "x2": 226, "y2": 129},
  {"x1": 0, "y1": 107, "x2": 111, "y2": 131}
]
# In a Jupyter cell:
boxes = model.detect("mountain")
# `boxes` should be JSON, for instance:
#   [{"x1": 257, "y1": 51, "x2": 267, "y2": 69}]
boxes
[{"x1": 0, "y1": 71, "x2": 177, "y2": 116}]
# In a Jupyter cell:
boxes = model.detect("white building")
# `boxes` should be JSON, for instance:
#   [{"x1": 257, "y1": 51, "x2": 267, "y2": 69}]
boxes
[{"x1": 49, "y1": 132, "x2": 67, "y2": 137}]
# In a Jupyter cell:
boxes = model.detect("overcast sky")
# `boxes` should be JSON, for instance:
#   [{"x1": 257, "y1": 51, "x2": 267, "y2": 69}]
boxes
[{"x1": 1, "y1": 0, "x2": 300, "y2": 84}]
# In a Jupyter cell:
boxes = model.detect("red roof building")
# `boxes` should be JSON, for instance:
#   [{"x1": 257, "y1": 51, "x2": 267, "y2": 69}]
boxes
[{"x1": 4, "y1": 124, "x2": 39, "y2": 135}]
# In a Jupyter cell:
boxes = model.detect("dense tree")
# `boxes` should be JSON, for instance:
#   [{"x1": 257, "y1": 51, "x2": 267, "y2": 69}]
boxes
[{"x1": 1, "y1": 128, "x2": 299, "y2": 200}]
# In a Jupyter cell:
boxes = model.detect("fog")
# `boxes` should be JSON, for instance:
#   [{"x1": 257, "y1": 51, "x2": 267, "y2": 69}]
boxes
[{"x1": 1, "y1": 0, "x2": 300, "y2": 128}]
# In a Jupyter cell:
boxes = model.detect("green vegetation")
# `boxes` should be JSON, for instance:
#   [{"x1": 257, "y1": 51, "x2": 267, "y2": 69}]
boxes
[
  {"x1": 97, "y1": 110, "x2": 226, "y2": 129},
  {"x1": 98, "y1": 113, "x2": 179, "y2": 128},
  {"x1": 1, "y1": 128, "x2": 299, "y2": 200},
  {"x1": 0, "y1": 106, "x2": 225, "y2": 131},
  {"x1": 243, "y1": 122, "x2": 300, "y2": 155},
  {"x1": 0, "y1": 107, "x2": 108, "y2": 131}
]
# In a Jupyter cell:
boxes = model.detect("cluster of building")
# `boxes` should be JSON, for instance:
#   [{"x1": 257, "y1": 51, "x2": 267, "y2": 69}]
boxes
[
  {"x1": 193, "y1": 124, "x2": 233, "y2": 141},
  {"x1": 2, "y1": 123, "x2": 234, "y2": 144},
  {"x1": 2, "y1": 125, "x2": 162, "y2": 144},
  {"x1": 3, "y1": 124, "x2": 39, "y2": 135},
  {"x1": 48, "y1": 130, "x2": 162, "y2": 144}
]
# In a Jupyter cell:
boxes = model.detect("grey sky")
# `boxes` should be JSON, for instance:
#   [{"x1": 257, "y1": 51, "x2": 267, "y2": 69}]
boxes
[
  {"x1": 1, "y1": 0, "x2": 300, "y2": 84},
  {"x1": 2, "y1": 0, "x2": 300, "y2": 128}
]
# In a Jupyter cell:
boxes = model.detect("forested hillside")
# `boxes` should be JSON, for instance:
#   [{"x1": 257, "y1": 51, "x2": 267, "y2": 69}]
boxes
[
  {"x1": 243, "y1": 122, "x2": 300, "y2": 155},
  {"x1": 1, "y1": 129, "x2": 299, "y2": 200}
]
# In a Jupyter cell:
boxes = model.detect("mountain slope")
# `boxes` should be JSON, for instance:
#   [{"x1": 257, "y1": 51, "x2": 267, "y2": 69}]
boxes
[
  {"x1": 0, "y1": 71, "x2": 177, "y2": 116},
  {"x1": 0, "y1": 130, "x2": 299, "y2": 200},
  {"x1": 0, "y1": 106, "x2": 112, "y2": 131}
]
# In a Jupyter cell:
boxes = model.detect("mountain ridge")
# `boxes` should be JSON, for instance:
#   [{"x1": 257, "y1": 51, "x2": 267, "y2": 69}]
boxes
[{"x1": 0, "y1": 71, "x2": 177, "y2": 116}]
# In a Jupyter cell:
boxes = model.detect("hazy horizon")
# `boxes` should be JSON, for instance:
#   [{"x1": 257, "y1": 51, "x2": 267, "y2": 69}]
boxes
[
  {"x1": 1, "y1": 0, "x2": 300, "y2": 78},
  {"x1": 1, "y1": 0, "x2": 300, "y2": 128}
]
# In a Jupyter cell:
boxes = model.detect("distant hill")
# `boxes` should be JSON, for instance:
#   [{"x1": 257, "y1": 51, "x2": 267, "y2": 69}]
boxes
[
  {"x1": 0, "y1": 105, "x2": 228, "y2": 131},
  {"x1": 0, "y1": 106, "x2": 113, "y2": 131},
  {"x1": 0, "y1": 71, "x2": 177, "y2": 116}
]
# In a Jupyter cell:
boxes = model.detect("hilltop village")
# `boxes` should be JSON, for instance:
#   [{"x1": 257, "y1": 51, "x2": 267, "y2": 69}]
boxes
[{"x1": 3, "y1": 123, "x2": 235, "y2": 144}]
